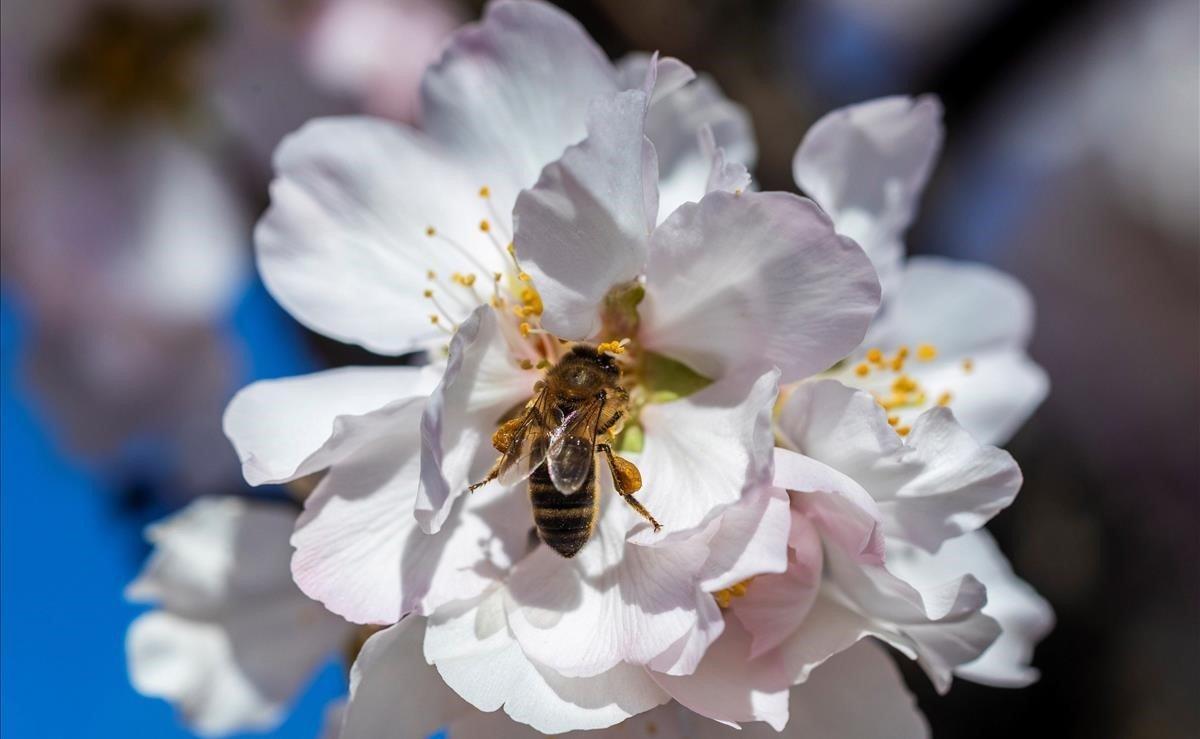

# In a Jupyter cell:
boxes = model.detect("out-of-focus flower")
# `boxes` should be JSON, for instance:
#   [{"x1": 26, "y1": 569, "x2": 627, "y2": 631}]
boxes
[
  {"x1": 125, "y1": 496, "x2": 354, "y2": 735},
  {"x1": 793, "y1": 96, "x2": 1049, "y2": 445}
]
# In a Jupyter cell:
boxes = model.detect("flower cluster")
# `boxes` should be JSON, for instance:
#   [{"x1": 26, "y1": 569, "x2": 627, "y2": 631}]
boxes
[{"x1": 126, "y1": 1, "x2": 1052, "y2": 736}]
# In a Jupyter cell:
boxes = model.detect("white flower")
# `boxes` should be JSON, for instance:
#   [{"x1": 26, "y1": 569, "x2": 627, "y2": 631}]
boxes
[
  {"x1": 225, "y1": 0, "x2": 882, "y2": 733},
  {"x1": 125, "y1": 497, "x2": 353, "y2": 736},
  {"x1": 794, "y1": 95, "x2": 1049, "y2": 445}
]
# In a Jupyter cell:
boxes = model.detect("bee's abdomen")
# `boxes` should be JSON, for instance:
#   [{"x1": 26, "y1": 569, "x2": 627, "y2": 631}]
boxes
[{"x1": 529, "y1": 465, "x2": 596, "y2": 559}]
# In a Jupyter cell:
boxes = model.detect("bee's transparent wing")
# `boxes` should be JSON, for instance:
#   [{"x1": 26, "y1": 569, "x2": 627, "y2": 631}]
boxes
[
  {"x1": 497, "y1": 387, "x2": 554, "y2": 487},
  {"x1": 547, "y1": 396, "x2": 604, "y2": 495}
]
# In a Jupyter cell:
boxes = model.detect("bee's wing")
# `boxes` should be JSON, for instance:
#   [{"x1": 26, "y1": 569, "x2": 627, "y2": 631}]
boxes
[
  {"x1": 497, "y1": 386, "x2": 554, "y2": 487},
  {"x1": 547, "y1": 395, "x2": 604, "y2": 495}
]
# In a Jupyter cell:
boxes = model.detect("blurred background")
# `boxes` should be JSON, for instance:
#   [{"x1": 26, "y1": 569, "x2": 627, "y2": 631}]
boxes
[{"x1": 1, "y1": 0, "x2": 1196, "y2": 737}]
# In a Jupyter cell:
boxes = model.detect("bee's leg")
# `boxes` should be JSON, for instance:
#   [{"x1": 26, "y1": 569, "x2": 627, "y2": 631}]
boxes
[
  {"x1": 597, "y1": 443, "x2": 661, "y2": 531},
  {"x1": 468, "y1": 418, "x2": 522, "y2": 492}
]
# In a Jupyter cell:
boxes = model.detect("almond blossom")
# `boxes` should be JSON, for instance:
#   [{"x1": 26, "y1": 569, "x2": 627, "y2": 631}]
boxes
[{"x1": 794, "y1": 95, "x2": 1049, "y2": 445}]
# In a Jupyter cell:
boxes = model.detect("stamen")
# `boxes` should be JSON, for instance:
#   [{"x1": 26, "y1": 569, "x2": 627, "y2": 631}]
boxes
[
  {"x1": 425, "y1": 290, "x2": 459, "y2": 328},
  {"x1": 854, "y1": 363, "x2": 870, "y2": 377},
  {"x1": 428, "y1": 315, "x2": 453, "y2": 335},
  {"x1": 866, "y1": 347, "x2": 884, "y2": 364},
  {"x1": 596, "y1": 340, "x2": 628, "y2": 356},
  {"x1": 714, "y1": 579, "x2": 753, "y2": 608},
  {"x1": 887, "y1": 414, "x2": 900, "y2": 426},
  {"x1": 962, "y1": 358, "x2": 974, "y2": 373},
  {"x1": 917, "y1": 344, "x2": 937, "y2": 361},
  {"x1": 937, "y1": 391, "x2": 952, "y2": 406},
  {"x1": 426, "y1": 225, "x2": 494, "y2": 277},
  {"x1": 896, "y1": 425, "x2": 911, "y2": 437}
]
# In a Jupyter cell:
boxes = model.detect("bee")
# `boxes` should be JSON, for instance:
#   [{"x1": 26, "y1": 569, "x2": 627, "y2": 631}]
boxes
[{"x1": 469, "y1": 345, "x2": 661, "y2": 558}]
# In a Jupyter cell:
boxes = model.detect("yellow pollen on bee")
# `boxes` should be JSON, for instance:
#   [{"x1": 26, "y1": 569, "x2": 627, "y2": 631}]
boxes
[
  {"x1": 962, "y1": 358, "x2": 975, "y2": 373},
  {"x1": 887, "y1": 414, "x2": 900, "y2": 426},
  {"x1": 937, "y1": 391, "x2": 953, "y2": 406},
  {"x1": 854, "y1": 363, "x2": 871, "y2": 377},
  {"x1": 896, "y1": 425, "x2": 911, "y2": 437},
  {"x1": 714, "y1": 579, "x2": 753, "y2": 608},
  {"x1": 519, "y1": 322, "x2": 532, "y2": 337},
  {"x1": 479, "y1": 219, "x2": 490, "y2": 232},
  {"x1": 596, "y1": 340, "x2": 627, "y2": 355},
  {"x1": 917, "y1": 344, "x2": 937, "y2": 361},
  {"x1": 866, "y1": 347, "x2": 884, "y2": 364},
  {"x1": 425, "y1": 226, "x2": 436, "y2": 237},
  {"x1": 478, "y1": 185, "x2": 490, "y2": 198}
]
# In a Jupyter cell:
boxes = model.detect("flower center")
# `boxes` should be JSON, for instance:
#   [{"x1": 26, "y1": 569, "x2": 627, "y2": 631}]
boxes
[
  {"x1": 45, "y1": 3, "x2": 217, "y2": 121},
  {"x1": 835, "y1": 343, "x2": 973, "y2": 436}
]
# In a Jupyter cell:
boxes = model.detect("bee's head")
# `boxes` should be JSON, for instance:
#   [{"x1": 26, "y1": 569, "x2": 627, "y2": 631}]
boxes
[{"x1": 554, "y1": 345, "x2": 620, "y2": 395}]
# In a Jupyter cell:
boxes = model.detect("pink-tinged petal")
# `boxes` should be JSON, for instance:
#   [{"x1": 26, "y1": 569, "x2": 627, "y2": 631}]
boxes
[
  {"x1": 652, "y1": 616, "x2": 791, "y2": 731},
  {"x1": 779, "y1": 380, "x2": 1022, "y2": 552},
  {"x1": 824, "y1": 544, "x2": 1001, "y2": 694},
  {"x1": 506, "y1": 496, "x2": 716, "y2": 678},
  {"x1": 777, "y1": 592, "x2": 879, "y2": 684},
  {"x1": 732, "y1": 512, "x2": 824, "y2": 659},
  {"x1": 781, "y1": 640, "x2": 929, "y2": 739},
  {"x1": 641, "y1": 191, "x2": 880, "y2": 383},
  {"x1": 292, "y1": 396, "x2": 528, "y2": 625},
  {"x1": 514, "y1": 86, "x2": 658, "y2": 339},
  {"x1": 421, "y1": 0, "x2": 618, "y2": 197},
  {"x1": 699, "y1": 486, "x2": 792, "y2": 592},
  {"x1": 793, "y1": 95, "x2": 943, "y2": 296},
  {"x1": 616, "y1": 53, "x2": 696, "y2": 103},
  {"x1": 257, "y1": 116, "x2": 507, "y2": 354},
  {"x1": 648, "y1": 598, "x2": 726, "y2": 677},
  {"x1": 863, "y1": 256, "x2": 1048, "y2": 445},
  {"x1": 774, "y1": 447, "x2": 886, "y2": 564},
  {"x1": 700, "y1": 125, "x2": 752, "y2": 199},
  {"x1": 426, "y1": 590, "x2": 670, "y2": 733},
  {"x1": 452, "y1": 702, "x2": 690, "y2": 739},
  {"x1": 126, "y1": 498, "x2": 351, "y2": 736},
  {"x1": 634, "y1": 366, "x2": 779, "y2": 542},
  {"x1": 340, "y1": 617, "x2": 473, "y2": 739},
  {"x1": 889, "y1": 532, "x2": 1054, "y2": 688},
  {"x1": 223, "y1": 366, "x2": 435, "y2": 486},
  {"x1": 418, "y1": 306, "x2": 537, "y2": 534}
]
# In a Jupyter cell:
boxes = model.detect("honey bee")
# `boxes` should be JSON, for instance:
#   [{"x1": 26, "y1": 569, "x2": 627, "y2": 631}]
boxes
[{"x1": 469, "y1": 345, "x2": 661, "y2": 558}]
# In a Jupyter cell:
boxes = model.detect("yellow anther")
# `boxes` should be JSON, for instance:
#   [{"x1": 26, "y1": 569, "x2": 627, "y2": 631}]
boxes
[
  {"x1": 491, "y1": 296, "x2": 504, "y2": 308},
  {"x1": 854, "y1": 363, "x2": 870, "y2": 377},
  {"x1": 887, "y1": 414, "x2": 900, "y2": 426},
  {"x1": 917, "y1": 344, "x2": 937, "y2": 361},
  {"x1": 891, "y1": 375, "x2": 918, "y2": 393},
  {"x1": 423, "y1": 289, "x2": 433, "y2": 298},
  {"x1": 478, "y1": 185, "x2": 490, "y2": 198},
  {"x1": 479, "y1": 219, "x2": 490, "y2": 232},
  {"x1": 518, "y1": 359, "x2": 534, "y2": 370},
  {"x1": 597, "y1": 340, "x2": 627, "y2": 355},
  {"x1": 896, "y1": 425, "x2": 912, "y2": 437},
  {"x1": 506, "y1": 242, "x2": 516, "y2": 256},
  {"x1": 425, "y1": 226, "x2": 436, "y2": 237},
  {"x1": 461, "y1": 273, "x2": 476, "y2": 286},
  {"x1": 520, "y1": 287, "x2": 543, "y2": 315},
  {"x1": 866, "y1": 347, "x2": 884, "y2": 364},
  {"x1": 519, "y1": 322, "x2": 531, "y2": 337},
  {"x1": 513, "y1": 305, "x2": 536, "y2": 319},
  {"x1": 937, "y1": 391, "x2": 952, "y2": 407},
  {"x1": 493, "y1": 272, "x2": 503, "y2": 282},
  {"x1": 962, "y1": 358, "x2": 975, "y2": 373},
  {"x1": 426, "y1": 270, "x2": 436, "y2": 280},
  {"x1": 518, "y1": 271, "x2": 532, "y2": 282},
  {"x1": 714, "y1": 579, "x2": 753, "y2": 609},
  {"x1": 536, "y1": 359, "x2": 551, "y2": 369},
  {"x1": 890, "y1": 356, "x2": 905, "y2": 372},
  {"x1": 733, "y1": 188, "x2": 743, "y2": 196},
  {"x1": 880, "y1": 392, "x2": 909, "y2": 410},
  {"x1": 897, "y1": 345, "x2": 910, "y2": 359},
  {"x1": 429, "y1": 314, "x2": 440, "y2": 324}
]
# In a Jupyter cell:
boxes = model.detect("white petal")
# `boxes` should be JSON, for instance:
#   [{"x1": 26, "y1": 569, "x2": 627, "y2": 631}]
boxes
[
  {"x1": 421, "y1": 0, "x2": 618, "y2": 195},
  {"x1": 341, "y1": 617, "x2": 472, "y2": 739},
  {"x1": 888, "y1": 531, "x2": 1054, "y2": 688},
  {"x1": 731, "y1": 512, "x2": 823, "y2": 659},
  {"x1": 825, "y1": 544, "x2": 1001, "y2": 694},
  {"x1": 223, "y1": 366, "x2": 435, "y2": 485},
  {"x1": 641, "y1": 191, "x2": 880, "y2": 383},
  {"x1": 417, "y1": 306, "x2": 537, "y2": 534},
  {"x1": 257, "y1": 116, "x2": 506, "y2": 354},
  {"x1": 617, "y1": 54, "x2": 755, "y2": 222},
  {"x1": 634, "y1": 365, "x2": 779, "y2": 540},
  {"x1": 776, "y1": 592, "x2": 879, "y2": 684},
  {"x1": 699, "y1": 486, "x2": 792, "y2": 592},
  {"x1": 792, "y1": 95, "x2": 943, "y2": 294},
  {"x1": 426, "y1": 590, "x2": 670, "y2": 733},
  {"x1": 779, "y1": 380, "x2": 1022, "y2": 552},
  {"x1": 652, "y1": 615, "x2": 791, "y2": 731},
  {"x1": 506, "y1": 495, "x2": 717, "y2": 678},
  {"x1": 514, "y1": 86, "x2": 658, "y2": 339},
  {"x1": 126, "y1": 498, "x2": 350, "y2": 736},
  {"x1": 781, "y1": 640, "x2": 929, "y2": 739},
  {"x1": 774, "y1": 448, "x2": 886, "y2": 565},
  {"x1": 292, "y1": 395, "x2": 528, "y2": 624}
]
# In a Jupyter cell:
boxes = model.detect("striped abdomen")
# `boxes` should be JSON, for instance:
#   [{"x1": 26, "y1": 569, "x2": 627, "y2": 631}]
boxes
[{"x1": 529, "y1": 455, "x2": 598, "y2": 559}]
